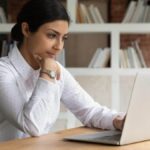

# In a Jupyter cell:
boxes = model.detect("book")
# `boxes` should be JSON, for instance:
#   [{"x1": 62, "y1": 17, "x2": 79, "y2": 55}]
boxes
[
  {"x1": 128, "y1": 46, "x2": 142, "y2": 68},
  {"x1": 67, "y1": 0, "x2": 77, "y2": 23},
  {"x1": 88, "y1": 4, "x2": 99, "y2": 23},
  {"x1": 93, "y1": 6, "x2": 104, "y2": 23},
  {"x1": 0, "y1": 6, "x2": 7, "y2": 23},
  {"x1": 119, "y1": 49, "x2": 124, "y2": 68},
  {"x1": 132, "y1": 41, "x2": 147, "y2": 68},
  {"x1": 0, "y1": 40, "x2": 16, "y2": 57},
  {"x1": 127, "y1": 47, "x2": 134, "y2": 68},
  {"x1": 142, "y1": 4, "x2": 149, "y2": 22},
  {"x1": 76, "y1": 3, "x2": 83, "y2": 23},
  {"x1": 122, "y1": 1, "x2": 137, "y2": 23},
  {"x1": 88, "y1": 48, "x2": 102, "y2": 67},
  {"x1": 119, "y1": 49, "x2": 128, "y2": 68},
  {"x1": 130, "y1": 0, "x2": 145, "y2": 22},
  {"x1": 79, "y1": 3, "x2": 92, "y2": 23},
  {"x1": 1, "y1": 40, "x2": 8, "y2": 57},
  {"x1": 144, "y1": 5, "x2": 150, "y2": 22},
  {"x1": 93, "y1": 47, "x2": 110, "y2": 68},
  {"x1": 123, "y1": 49, "x2": 131, "y2": 68}
]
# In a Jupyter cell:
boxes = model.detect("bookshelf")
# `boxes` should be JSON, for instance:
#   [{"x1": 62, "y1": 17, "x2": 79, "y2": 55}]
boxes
[
  {"x1": 67, "y1": 23, "x2": 150, "y2": 111},
  {"x1": 0, "y1": 0, "x2": 150, "y2": 130}
]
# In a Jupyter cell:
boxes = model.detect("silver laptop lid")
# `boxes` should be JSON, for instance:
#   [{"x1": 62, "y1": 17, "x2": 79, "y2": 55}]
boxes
[{"x1": 120, "y1": 71, "x2": 150, "y2": 145}]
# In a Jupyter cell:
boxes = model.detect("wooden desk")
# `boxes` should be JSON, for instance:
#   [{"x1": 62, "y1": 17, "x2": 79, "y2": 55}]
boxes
[{"x1": 0, "y1": 127, "x2": 150, "y2": 150}]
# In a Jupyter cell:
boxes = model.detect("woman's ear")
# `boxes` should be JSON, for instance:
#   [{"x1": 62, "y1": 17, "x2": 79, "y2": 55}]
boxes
[{"x1": 21, "y1": 22, "x2": 30, "y2": 37}]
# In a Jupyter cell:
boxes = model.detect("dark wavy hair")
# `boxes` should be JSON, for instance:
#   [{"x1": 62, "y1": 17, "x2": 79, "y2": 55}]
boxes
[{"x1": 11, "y1": 0, "x2": 70, "y2": 43}]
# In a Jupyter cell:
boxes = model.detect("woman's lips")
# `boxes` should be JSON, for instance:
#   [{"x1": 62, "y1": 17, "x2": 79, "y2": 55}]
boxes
[{"x1": 47, "y1": 52, "x2": 55, "y2": 58}]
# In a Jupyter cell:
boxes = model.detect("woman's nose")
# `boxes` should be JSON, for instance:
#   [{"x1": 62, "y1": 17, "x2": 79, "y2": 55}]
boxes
[{"x1": 54, "y1": 39, "x2": 64, "y2": 51}]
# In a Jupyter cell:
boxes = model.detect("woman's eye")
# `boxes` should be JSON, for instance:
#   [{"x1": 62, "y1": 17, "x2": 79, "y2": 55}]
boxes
[
  {"x1": 63, "y1": 36, "x2": 68, "y2": 41},
  {"x1": 47, "y1": 33, "x2": 57, "y2": 39}
]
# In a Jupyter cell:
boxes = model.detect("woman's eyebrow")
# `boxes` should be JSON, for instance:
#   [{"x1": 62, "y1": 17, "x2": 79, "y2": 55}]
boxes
[{"x1": 47, "y1": 28, "x2": 69, "y2": 36}]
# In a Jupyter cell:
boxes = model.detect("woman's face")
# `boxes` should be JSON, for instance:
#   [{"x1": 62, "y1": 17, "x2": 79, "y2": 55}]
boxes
[{"x1": 21, "y1": 20, "x2": 69, "y2": 65}]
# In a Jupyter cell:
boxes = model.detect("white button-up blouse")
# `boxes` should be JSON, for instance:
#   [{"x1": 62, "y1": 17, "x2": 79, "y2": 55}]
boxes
[{"x1": 0, "y1": 45, "x2": 118, "y2": 142}]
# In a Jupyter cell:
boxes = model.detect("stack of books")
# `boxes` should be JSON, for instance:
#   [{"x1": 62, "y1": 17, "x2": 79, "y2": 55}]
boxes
[
  {"x1": 0, "y1": 39, "x2": 15, "y2": 57},
  {"x1": 122, "y1": 0, "x2": 150, "y2": 23},
  {"x1": 76, "y1": 2, "x2": 104, "y2": 23},
  {"x1": 88, "y1": 47, "x2": 110, "y2": 68},
  {"x1": 119, "y1": 40, "x2": 147, "y2": 68}
]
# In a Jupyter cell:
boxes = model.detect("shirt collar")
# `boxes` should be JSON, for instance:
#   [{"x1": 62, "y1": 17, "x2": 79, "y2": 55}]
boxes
[{"x1": 8, "y1": 44, "x2": 40, "y2": 81}]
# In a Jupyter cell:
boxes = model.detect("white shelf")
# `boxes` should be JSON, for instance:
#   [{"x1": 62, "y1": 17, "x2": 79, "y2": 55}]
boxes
[
  {"x1": 68, "y1": 68, "x2": 150, "y2": 76},
  {"x1": 0, "y1": 23, "x2": 14, "y2": 33},
  {"x1": 69, "y1": 23, "x2": 150, "y2": 33},
  {"x1": 68, "y1": 68, "x2": 113, "y2": 76},
  {"x1": 1, "y1": 23, "x2": 150, "y2": 33}
]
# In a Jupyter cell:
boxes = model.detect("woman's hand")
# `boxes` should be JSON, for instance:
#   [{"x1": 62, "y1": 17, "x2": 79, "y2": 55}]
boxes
[
  {"x1": 113, "y1": 114, "x2": 126, "y2": 130},
  {"x1": 34, "y1": 54, "x2": 60, "y2": 81},
  {"x1": 41, "y1": 57, "x2": 60, "y2": 79}
]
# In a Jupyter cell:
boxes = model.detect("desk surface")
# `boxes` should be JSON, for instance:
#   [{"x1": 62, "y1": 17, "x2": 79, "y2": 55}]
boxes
[{"x1": 0, "y1": 127, "x2": 150, "y2": 150}]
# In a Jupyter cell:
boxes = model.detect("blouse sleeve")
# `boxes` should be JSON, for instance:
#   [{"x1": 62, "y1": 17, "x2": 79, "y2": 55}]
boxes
[
  {"x1": 0, "y1": 62, "x2": 60, "y2": 136},
  {"x1": 61, "y1": 67, "x2": 118, "y2": 130}
]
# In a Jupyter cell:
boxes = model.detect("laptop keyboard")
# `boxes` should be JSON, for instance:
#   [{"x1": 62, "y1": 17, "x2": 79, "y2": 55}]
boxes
[
  {"x1": 92, "y1": 133, "x2": 121, "y2": 143},
  {"x1": 65, "y1": 130, "x2": 122, "y2": 145}
]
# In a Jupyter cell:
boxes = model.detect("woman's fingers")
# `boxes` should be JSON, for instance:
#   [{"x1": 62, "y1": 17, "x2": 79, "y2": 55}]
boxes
[{"x1": 113, "y1": 114, "x2": 126, "y2": 130}]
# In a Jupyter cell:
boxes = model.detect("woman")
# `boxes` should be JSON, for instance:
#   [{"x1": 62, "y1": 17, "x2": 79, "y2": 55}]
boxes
[{"x1": 0, "y1": 0, "x2": 125, "y2": 142}]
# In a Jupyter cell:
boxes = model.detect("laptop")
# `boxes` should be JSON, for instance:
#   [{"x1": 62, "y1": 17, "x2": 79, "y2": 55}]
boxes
[{"x1": 64, "y1": 72, "x2": 150, "y2": 145}]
